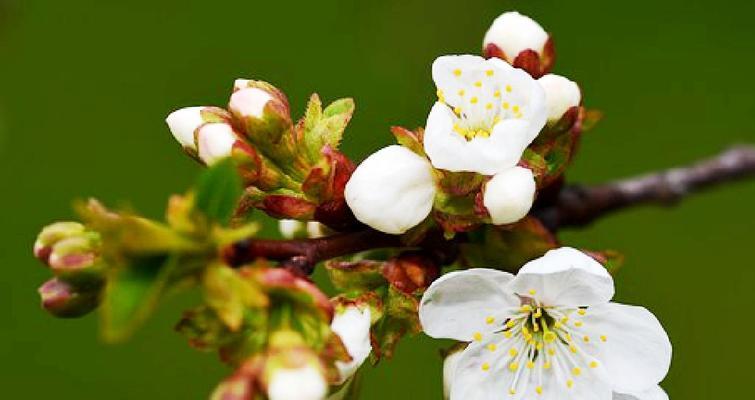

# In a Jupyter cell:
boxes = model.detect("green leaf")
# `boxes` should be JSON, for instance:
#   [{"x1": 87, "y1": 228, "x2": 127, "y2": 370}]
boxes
[
  {"x1": 100, "y1": 254, "x2": 178, "y2": 342},
  {"x1": 195, "y1": 158, "x2": 243, "y2": 225}
]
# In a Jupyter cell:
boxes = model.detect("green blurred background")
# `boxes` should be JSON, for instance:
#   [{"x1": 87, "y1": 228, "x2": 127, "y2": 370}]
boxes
[{"x1": 1, "y1": 0, "x2": 753, "y2": 398}]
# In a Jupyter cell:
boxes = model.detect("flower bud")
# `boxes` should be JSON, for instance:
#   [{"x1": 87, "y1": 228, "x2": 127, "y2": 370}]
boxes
[
  {"x1": 482, "y1": 11, "x2": 554, "y2": 77},
  {"x1": 382, "y1": 252, "x2": 440, "y2": 294},
  {"x1": 38, "y1": 277, "x2": 100, "y2": 318},
  {"x1": 330, "y1": 305, "x2": 372, "y2": 383},
  {"x1": 538, "y1": 74, "x2": 581, "y2": 123},
  {"x1": 197, "y1": 123, "x2": 240, "y2": 165},
  {"x1": 229, "y1": 82, "x2": 292, "y2": 144},
  {"x1": 33, "y1": 221, "x2": 86, "y2": 263},
  {"x1": 278, "y1": 220, "x2": 327, "y2": 239},
  {"x1": 345, "y1": 145, "x2": 436, "y2": 234},
  {"x1": 264, "y1": 331, "x2": 327, "y2": 400},
  {"x1": 166, "y1": 107, "x2": 205, "y2": 150},
  {"x1": 48, "y1": 235, "x2": 99, "y2": 273},
  {"x1": 483, "y1": 166, "x2": 536, "y2": 225}
]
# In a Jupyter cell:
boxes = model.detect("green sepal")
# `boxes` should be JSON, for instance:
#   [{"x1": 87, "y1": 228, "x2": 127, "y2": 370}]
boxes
[
  {"x1": 194, "y1": 158, "x2": 244, "y2": 225},
  {"x1": 371, "y1": 286, "x2": 421, "y2": 360},
  {"x1": 203, "y1": 263, "x2": 268, "y2": 332}
]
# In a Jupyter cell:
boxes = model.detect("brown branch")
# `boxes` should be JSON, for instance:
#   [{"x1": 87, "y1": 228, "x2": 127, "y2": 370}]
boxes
[
  {"x1": 224, "y1": 145, "x2": 755, "y2": 273},
  {"x1": 534, "y1": 145, "x2": 755, "y2": 230}
]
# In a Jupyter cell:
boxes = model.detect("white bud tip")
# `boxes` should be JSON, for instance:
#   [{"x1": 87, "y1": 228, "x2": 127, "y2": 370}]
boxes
[
  {"x1": 483, "y1": 166, "x2": 536, "y2": 225},
  {"x1": 230, "y1": 87, "x2": 273, "y2": 119},
  {"x1": 267, "y1": 366, "x2": 327, "y2": 400},
  {"x1": 165, "y1": 107, "x2": 205, "y2": 150},
  {"x1": 278, "y1": 219, "x2": 305, "y2": 239},
  {"x1": 483, "y1": 11, "x2": 548, "y2": 59},
  {"x1": 331, "y1": 305, "x2": 372, "y2": 383},
  {"x1": 196, "y1": 123, "x2": 237, "y2": 165},
  {"x1": 538, "y1": 74, "x2": 581, "y2": 122},
  {"x1": 233, "y1": 78, "x2": 251, "y2": 91}
]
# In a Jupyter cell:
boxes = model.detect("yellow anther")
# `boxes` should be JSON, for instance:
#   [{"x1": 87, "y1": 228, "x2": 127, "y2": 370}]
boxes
[
  {"x1": 486, "y1": 69, "x2": 494, "y2": 76},
  {"x1": 458, "y1": 89, "x2": 465, "y2": 97},
  {"x1": 474, "y1": 81, "x2": 482, "y2": 87},
  {"x1": 506, "y1": 85, "x2": 513, "y2": 92},
  {"x1": 528, "y1": 289, "x2": 536, "y2": 295},
  {"x1": 536, "y1": 386, "x2": 543, "y2": 395},
  {"x1": 590, "y1": 361, "x2": 599, "y2": 369},
  {"x1": 486, "y1": 316, "x2": 495, "y2": 324},
  {"x1": 504, "y1": 331, "x2": 513, "y2": 339},
  {"x1": 493, "y1": 90, "x2": 501, "y2": 98},
  {"x1": 481, "y1": 362, "x2": 490, "y2": 371},
  {"x1": 522, "y1": 326, "x2": 530, "y2": 336},
  {"x1": 493, "y1": 115, "x2": 501, "y2": 124},
  {"x1": 485, "y1": 103, "x2": 493, "y2": 110},
  {"x1": 473, "y1": 332, "x2": 483, "y2": 342},
  {"x1": 453, "y1": 69, "x2": 462, "y2": 77},
  {"x1": 547, "y1": 348, "x2": 556, "y2": 356},
  {"x1": 536, "y1": 342, "x2": 543, "y2": 351},
  {"x1": 543, "y1": 332, "x2": 557, "y2": 343},
  {"x1": 575, "y1": 321, "x2": 583, "y2": 327},
  {"x1": 520, "y1": 305, "x2": 532, "y2": 313},
  {"x1": 453, "y1": 106, "x2": 462, "y2": 115},
  {"x1": 578, "y1": 309, "x2": 587, "y2": 316},
  {"x1": 506, "y1": 319, "x2": 517, "y2": 328},
  {"x1": 543, "y1": 361, "x2": 552, "y2": 370},
  {"x1": 509, "y1": 388, "x2": 516, "y2": 395},
  {"x1": 553, "y1": 321, "x2": 563, "y2": 329},
  {"x1": 572, "y1": 367, "x2": 582, "y2": 376},
  {"x1": 561, "y1": 317, "x2": 569, "y2": 324},
  {"x1": 566, "y1": 379, "x2": 574, "y2": 388},
  {"x1": 526, "y1": 361, "x2": 535, "y2": 369},
  {"x1": 512, "y1": 105, "x2": 520, "y2": 113},
  {"x1": 569, "y1": 345, "x2": 578, "y2": 354},
  {"x1": 600, "y1": 335, "x2": 608, "y2": 342},
  {"x1": 488, "y1": 344, "x2": 497, "y2": 352},
  {"x1": 436, "y1": 89, "x2": 444, "y2": 98},
  {"x1": 509, "y1": 348, "x2": 518, "y2": 357},
  {"x1": 509, "y1": 362, "x2": 519, "y2": 372},
  {"x1": 533, "y1": 322, "x2": 540, "y2": 332},
  {"x1": 470, "y1": 96, "x2": 478, "y2": 104},
  {"x1": 534, "y1": 308, "x2": 542, "y2": 318},
  {"x1": 502, "y1": 102, "x2": 510, "y2": 109},
  {"x1": 583, "y1": 336, "x2": 590, "y2": 343}
]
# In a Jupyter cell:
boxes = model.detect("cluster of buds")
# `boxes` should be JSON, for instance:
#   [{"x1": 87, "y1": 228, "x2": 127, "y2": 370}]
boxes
[
  {"x1": 33, "y1": 222, "x2": 104, "y2": 317},
  {"x1": 166, "y1": 80, "x2": 357, "y2": 230},
  {"x1": 345, "y1": 11, "x2": 593, "y2": 236}
]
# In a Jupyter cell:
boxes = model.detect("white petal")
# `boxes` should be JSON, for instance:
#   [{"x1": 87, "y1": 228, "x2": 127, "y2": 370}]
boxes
[
  {"x1": 613, "y1": 386, "x2": 668, "y2": 400},
  {"x1": 538, "y1": 74, "x2": 581, "y2": 122},
  {"x1": 267, "y1": 365, "x2": 327, "y2": 400},
  {"x1": 582, "y1": 303, "x2": 672, "y2": 393},
  {"x1": 483, "y1": 11, "x2": 548, "y2": 60},
  {"x1": 443, "y1": 350, "x2": 464, "y2": 400},
  {"x1": 509, "y1": 247, "x2": 614, "y2": 307},
  {"x1": 483, "y1": 167, "x2": 536, "y2": 224},
  {"x1": 279, "y1": 219, "x2": 304, "y2": 239},
  {"x1": 344, "y1": 145, "x2": 435, "y2": 234},
  {"x1": 331, "y1": 305, "x2": 372, "y2": 384},
  {"x1": 234, "y1": 78, "x2": 251, "y2": 91},
  {"x1": 229, "y1": 87, "x2": 273, "y2": 119},
  {"x1": 166, "y1": 107, "x2": 205, "y2": 149},
  {"x1": 419, "y1": 268, "x2": 519, "y2": 341},
  {"x1": 196, "y1": 123, "x2": 238, "y2": 166}
]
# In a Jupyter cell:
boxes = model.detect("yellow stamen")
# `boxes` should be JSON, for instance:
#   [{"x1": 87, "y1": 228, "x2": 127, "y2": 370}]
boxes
[
  {"x1": 453, "y1": 69, "x2": 462, "y2": 77},
  {"x1": 481, "y1": 362, "x2": 490, "y2": 371},
  {"x1": 473, "y1": 332, "x2": 482, "y2": 342}
]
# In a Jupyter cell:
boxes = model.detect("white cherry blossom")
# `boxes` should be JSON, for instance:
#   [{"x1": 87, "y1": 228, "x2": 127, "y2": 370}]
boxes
[
  {"x1": 538, "y1": 74, "x2": 581, "y2": 123},
  {"x1": 420, "y1": 247, "x2": 671, "y2": 400},
  {"x1": 424, "y1": 55, "x2": 546, "y2": 175},
  {"x1": 331, "y1": 305, "x2": 372, "y2": 384},
  {"x1": 483, "y1": 12, "x2": 549, "y2": 63},
  {"x1": 483, "y1": 166, "x2": 536, "y2": 225}
]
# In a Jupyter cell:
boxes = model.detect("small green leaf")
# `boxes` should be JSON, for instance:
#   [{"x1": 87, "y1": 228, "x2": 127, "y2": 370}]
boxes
[
  {"x1": 101, "y1": 255, "x2": 178, "y2": 342},
  {"x1": 195, "y1": 158, "x2": 243, "y2": 225}
]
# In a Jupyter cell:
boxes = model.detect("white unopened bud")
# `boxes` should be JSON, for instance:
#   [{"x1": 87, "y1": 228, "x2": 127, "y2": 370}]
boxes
[
  {"x1": 197, "y1": 123, "x2": 238, "y2": 166},
  {"x1": 166, "y1": 107, "x2": 205, "y2": 150},
  {"x1": 233, "y1": 78, "x2": 251, "y2": 91},
  {"x1": 442, "y1": 350, "x2": 464, "y2": 400},
  {"x1": 345, "y1": 145, "x2": 436, "y2": 234},
  {"x1": 331, "y1": 305, "x2": 372, "y2": 383},
  {"x1": 483, "y1": 11, "x2": 548, "y2": 61},
  {"x1": 538, "y1": 74, "x2": 581, "y2": 123},
  {"x1": 230, "y1": 88, "x2": 273, "y2": 119},
  {"x1": 267, "y1": 365, "x2": 327, "y2": 400},
  {"x1": 278, "y1": 219, "x2": 305, "y2": 239},
  {"x1": 483, "y1": 166, "x2": 536, "y2": 225}
]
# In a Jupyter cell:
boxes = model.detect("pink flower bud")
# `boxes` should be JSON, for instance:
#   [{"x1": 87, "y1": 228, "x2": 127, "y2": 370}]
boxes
[{"x1": 197, "y1": 123, "x2": 239, "y2": 165}]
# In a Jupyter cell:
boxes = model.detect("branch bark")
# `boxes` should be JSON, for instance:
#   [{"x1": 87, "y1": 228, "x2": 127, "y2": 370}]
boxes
[{"x1": 224, "y1": 145, "x2": 755, "y2": 272}]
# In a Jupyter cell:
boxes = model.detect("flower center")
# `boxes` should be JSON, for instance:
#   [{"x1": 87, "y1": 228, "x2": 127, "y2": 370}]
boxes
[{"x1": 472, "y1": 294, "x2": 609, "y2": 396}]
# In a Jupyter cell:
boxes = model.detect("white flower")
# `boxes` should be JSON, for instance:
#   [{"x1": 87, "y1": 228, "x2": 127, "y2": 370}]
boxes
[
  {"x1": 345, "y1": 145, "x2": 436, "y2": 234},
  {"x1": 538, "y1": 74, "x2": 581, "y2": 123},
  {"x1": 483, "y1": 12, "x2": 549, "y2": 62},
  {"x1": 483, "y1": 166, "x2": 536, "y2": 225},
  {"x1": 419, "y1": 247, "x2": 671, "y2": 400},
  {"x1": 166, "y1": 107, "x2": 205, "y2": 150},
  {"x1": 330, "y1": 305, "x2": 372, "y2": 383},
  {"x1": 229, "y1": 87, "x2": 273, "y2": 119},
  {"x1": 614, "y1": 386, "x2": 668, "y2": 400},
  {"x1": 443, "y1": 350, "x2": 464, "y2": 400},
  {"x1": 424, "y1": 55, "x2": 546, "y2": 175},
  {"x1": 267, "y1": 365, "x2": 327, "y2": 400},
  {"x1": 196, "y1": 123, "x2": 238, "y2": 165}
]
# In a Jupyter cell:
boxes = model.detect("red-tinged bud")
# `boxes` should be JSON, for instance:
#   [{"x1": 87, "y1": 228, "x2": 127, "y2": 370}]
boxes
[
  {"x1": 256, "y1": 268, "x2": 334, "y2": 321},
  {"x1": 48, "y1": 235, "x2": 99, "y2": 273},
  {"x1": 382, "y1": 252, "x2": 441, "y2": 294},
  {"x1": 261, "y1": 195, "x2": 318, "y2": 220},
  {"x1": 263, "y1": 331, "x2": 327, "y2": 400},
  {"x1": 229, "y1": 81, "x2": 292, "y2": 144},
  {"x1": 33, "y1": 221, "x2": 86, "y2": 263},
  {"x1": 482, "y1": 11, "x2": 555, "y2": 78},
  {"x1": 38, "y1": 277, "x2": 101, "y2": 318}
]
